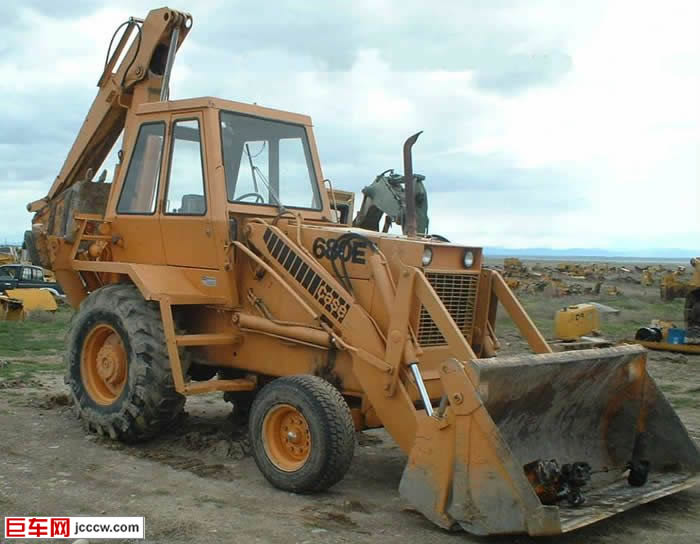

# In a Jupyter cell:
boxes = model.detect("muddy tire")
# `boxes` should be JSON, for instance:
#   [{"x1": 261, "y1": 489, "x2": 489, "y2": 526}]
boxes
[
  {"x1": 250, "y1": 375, "x2": 354, "y2": 493},
  {"x1": 65, "y1": 283, "x2": 184, "y2": 442}
]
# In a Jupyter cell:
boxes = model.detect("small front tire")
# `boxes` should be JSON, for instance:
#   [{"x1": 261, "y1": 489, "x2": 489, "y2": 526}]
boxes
[{"x1": 250, "y1": 375, "x2": 355, "y2": 493}]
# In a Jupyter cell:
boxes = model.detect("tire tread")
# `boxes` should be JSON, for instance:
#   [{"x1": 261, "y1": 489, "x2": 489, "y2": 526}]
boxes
[
  {"x1": 65, "y1": 284, "x2": 184, "y2": 442},
  {"x1": 250, "y1": 375, "x2": 354, "y2": 493}
]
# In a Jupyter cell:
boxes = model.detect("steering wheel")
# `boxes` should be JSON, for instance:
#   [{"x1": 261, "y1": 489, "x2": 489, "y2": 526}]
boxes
[{"x1": 234, "y1": 192, "x2": 265, "y2": 204}]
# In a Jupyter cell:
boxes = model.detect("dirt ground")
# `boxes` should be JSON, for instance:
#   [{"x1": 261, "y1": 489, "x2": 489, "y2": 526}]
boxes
[{"x1": 1, "y1": 261, "x2": 699, "y2": 543}]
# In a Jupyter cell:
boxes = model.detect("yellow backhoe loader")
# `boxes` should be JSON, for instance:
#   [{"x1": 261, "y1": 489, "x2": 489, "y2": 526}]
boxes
[{"x1": 26, "y1": 8, "x2": 698, "y2": 536}]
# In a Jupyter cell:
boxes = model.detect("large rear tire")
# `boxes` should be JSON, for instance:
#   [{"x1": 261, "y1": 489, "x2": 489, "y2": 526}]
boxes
[
  {"x1": 250, "y1": 375, "x2": 355, "y2": 493},
  {"x1": 65, "y1": 284, "x2": 184, "y2": 442}
]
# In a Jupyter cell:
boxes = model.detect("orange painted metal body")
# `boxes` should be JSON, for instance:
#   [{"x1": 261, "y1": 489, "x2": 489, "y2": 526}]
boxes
[{"x1": 27, "y1": 7, "x2": 699, "y2": 536}]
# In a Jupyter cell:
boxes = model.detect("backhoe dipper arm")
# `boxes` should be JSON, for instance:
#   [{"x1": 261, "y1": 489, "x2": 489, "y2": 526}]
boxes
[{"x1": 43, "y1": 7, "x2": 191, "y2": 202}]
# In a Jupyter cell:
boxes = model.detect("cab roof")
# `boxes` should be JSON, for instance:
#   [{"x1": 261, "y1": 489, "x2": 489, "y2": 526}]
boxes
[{"x1": 135, "y1": 96, "x2": 313, "y2": 126}]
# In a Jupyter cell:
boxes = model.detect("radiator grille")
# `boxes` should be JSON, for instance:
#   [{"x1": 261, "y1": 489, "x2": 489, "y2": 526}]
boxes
[{"x1": 418, "y1": 272, "x2": 479, "y2": 346}]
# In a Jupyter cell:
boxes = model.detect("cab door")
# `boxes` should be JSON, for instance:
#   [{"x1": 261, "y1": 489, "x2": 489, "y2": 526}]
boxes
[{"x1": 159, "y1": 114, "x2": 218, "y2": 269}]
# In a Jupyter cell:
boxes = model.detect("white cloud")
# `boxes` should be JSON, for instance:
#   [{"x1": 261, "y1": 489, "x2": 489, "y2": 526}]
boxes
[{"x1": 0, "y1": 0, "x2": 697, "y2": 253}]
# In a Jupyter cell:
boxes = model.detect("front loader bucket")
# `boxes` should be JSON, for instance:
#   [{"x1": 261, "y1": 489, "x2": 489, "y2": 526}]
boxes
[{"x1": 400, "y1": 345, "x2": 700, "y2": 536}]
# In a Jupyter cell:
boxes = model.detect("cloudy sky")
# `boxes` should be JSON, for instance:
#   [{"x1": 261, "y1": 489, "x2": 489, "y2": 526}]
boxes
[{"x1": 1, "y1": 0, "x2": 698, "y2": 253}]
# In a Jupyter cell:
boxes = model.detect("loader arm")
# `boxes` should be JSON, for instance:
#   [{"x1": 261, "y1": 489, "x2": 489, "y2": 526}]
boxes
[
  {"x1": 244, "y1": 220, "x2": 700, "y2": 536},
  {"x1": 245, "y1": 222, "x2": 422, "y2": 450},
  {"x1": 33, "y1": 7, "x2": 191, "y2": 205}
]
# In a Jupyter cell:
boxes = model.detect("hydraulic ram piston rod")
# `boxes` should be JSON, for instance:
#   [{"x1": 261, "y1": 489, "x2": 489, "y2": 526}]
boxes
[
  {"x1": 409, "y1": 362, "x2": 433, "y2": 416},
  {"x1": 160, "y1": 25, "x2": 180, "y2": 101}
]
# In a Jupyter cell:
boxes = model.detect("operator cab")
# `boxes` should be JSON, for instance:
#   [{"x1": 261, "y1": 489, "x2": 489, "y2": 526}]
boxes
[
  {"x1": 111, "y1": 98, "x2": 332, "y2": 218},
  {"x1": 104, "y1": 98, "x2": 335, "y2": 268}
]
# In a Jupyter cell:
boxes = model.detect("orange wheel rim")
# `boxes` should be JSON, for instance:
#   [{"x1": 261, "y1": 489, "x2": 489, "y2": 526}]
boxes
[
  {"x1": 80, "y1": 324, "x2": 128, "y2": 405},
  {"x1": 262, "y1": 404, "x2": 311, "y2": 471}
]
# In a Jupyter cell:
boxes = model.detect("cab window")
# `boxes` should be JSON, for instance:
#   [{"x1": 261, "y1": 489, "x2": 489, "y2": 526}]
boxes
[
  {"x1": 21, "y1": 268, "x2": 32, "y2": 281},
  {"x1": 164, "y1": 119, "x2": 206, "y2": 215},
  {"x1": 32, "y1": 268, "x2": 44, "y2": 281},
  {"x1": 117, "y1": 122, "x2": 165, "y2": 214},
  {"x1": 220, "y1": 112, "x2": 321, "y2": 210}
]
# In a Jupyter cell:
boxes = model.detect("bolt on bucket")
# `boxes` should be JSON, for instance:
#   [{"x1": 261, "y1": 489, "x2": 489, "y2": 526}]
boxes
[{"x1": 400, "y1": 345, "x2": 700, "y2": 536}]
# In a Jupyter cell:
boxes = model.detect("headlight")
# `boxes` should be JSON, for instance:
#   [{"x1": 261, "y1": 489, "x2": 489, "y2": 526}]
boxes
[
  {"x1": 422, "y1": 247, "x2": 433, "y2": 266},
  {"x1": 463, "y1": 250, "x2": 474, "y2": 268}
]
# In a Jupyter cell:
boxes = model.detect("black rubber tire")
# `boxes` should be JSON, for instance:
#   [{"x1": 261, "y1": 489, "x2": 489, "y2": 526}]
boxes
[
  {"x1": 23, "y1": 230, "x2": 42, "y2": 266},
  {"x1": 221, "y1": 368, "x2": 256, "y2": 420},
  {"x1": 65, "y1": 283, "x2": 184, "y2": 442},
  {"x1": 250, "y1": 375, "x2": 355, "y2": 493}
]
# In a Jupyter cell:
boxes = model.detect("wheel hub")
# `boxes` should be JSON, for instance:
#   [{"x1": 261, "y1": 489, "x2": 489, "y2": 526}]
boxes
[
  {"x1": 96, "y1": 344, "x2": 126, "y2": 385},
  {"x1": 81, "y1": 324, "x2": 128, "y2": 405},
  {"x1": 263, "y1": 404, "x2": 311, "y2": 471}
]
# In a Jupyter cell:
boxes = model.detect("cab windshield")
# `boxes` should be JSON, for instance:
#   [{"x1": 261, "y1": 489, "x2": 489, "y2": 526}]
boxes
[{"x1": 220, "y1": 111, "x2": 322, "y2": 210}]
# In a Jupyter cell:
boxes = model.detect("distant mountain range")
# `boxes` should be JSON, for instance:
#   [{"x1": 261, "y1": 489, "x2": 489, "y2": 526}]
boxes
[
  {"x1": 484, "y1": 247, "x2": 697, "y2": 259},
  {"x1": 3, "y1": 238, "x2": 695, "y2": 261}
]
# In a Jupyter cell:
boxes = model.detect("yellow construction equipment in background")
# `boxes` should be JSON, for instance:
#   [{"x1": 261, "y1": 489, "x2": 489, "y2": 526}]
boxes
[
  {"x1": 660, "y1": 259, "x2": 699, "y2": 303},
  {"x1": 0, "y1": 246, "x2": 19, "y2": 265},
  {"x1": 661, "y1": 270, "x2": 690, "y2": 301},
  {"x1": 634, "y1": 258, "x2": 700, "y2": 352},
  {"x1": 0, "y1": 289, "x2": 57, "y2": 320},
  {"x1": 550, "y1": 304, "x2": 612, "y2": 351},
  {"x1": 554, "y1": 304, "x2": 600, "y2": 341}
]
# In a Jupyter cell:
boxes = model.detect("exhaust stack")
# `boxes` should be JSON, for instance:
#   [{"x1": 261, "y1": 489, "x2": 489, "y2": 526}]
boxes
[{"x1": 402, "y1": 131, "x2": 422, "y2": 237}]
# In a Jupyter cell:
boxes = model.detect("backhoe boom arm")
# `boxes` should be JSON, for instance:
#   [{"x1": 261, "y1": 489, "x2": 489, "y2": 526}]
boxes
[{"x1": 44, "y1": 7, "x2": 191, "y2": 201}]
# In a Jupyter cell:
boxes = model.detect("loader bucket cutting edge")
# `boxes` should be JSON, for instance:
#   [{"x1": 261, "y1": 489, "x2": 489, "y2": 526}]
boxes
[{"x1": 399, "y1": 345, "x2": 700, "y2": 536}]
